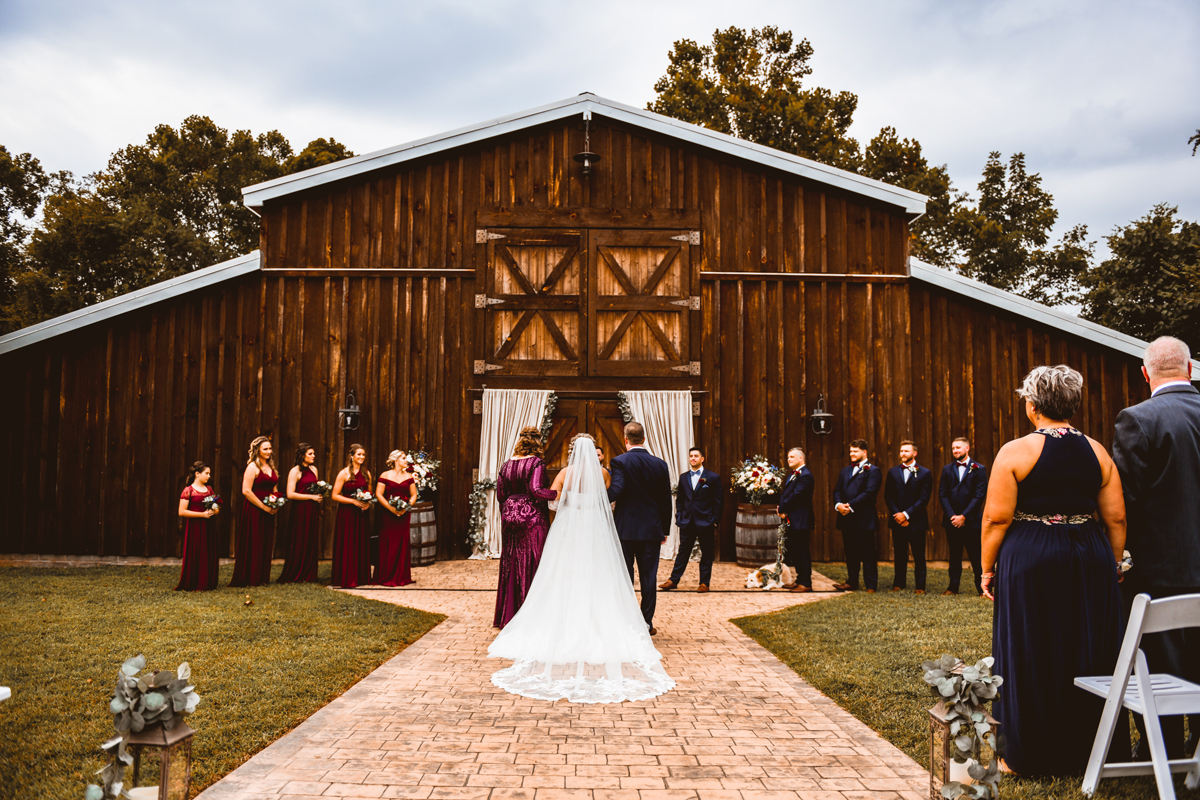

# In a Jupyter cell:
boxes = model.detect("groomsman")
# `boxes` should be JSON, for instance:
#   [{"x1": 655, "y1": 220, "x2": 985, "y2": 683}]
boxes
[
  {"x1": 661, "y1": 447, "x2": 723, "y2": 592},
  {"x1": 884, "y1": 440, "x2": 932, "y2": 593},
  {"x1": 779, "y1": 447, "x2": 815, "y2": 593},
  {"x1": 937, "y1": 436, "x2": 988, "y2": 595},
  {"x1": 832, "y1": 439, "x2": 883, "y2": 592}
]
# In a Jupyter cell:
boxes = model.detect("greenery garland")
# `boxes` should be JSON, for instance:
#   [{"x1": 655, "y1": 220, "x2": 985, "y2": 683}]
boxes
[
  {"x1": 539, "y1": 391, "x2": 558, "y2": 444},
  {"x1": 921, "y1": 655, "x2": 1003, "y2": 799},
  {"x1": 616, "y1": 391, "x2": 634, "y2": 424},
  {"x1": 466, "y1": 478, "x2": 496, "y2": 554}
]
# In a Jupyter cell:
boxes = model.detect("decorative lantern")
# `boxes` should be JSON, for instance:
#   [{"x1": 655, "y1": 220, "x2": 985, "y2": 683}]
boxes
[
  {"x1": 809, "y1": 394, "x2": 834, "y2": 436},
  {"x1": 338, "y1": 390, "x2": 361, "y2": 432},
  {"x1": 574, "y1": 110, "x2": 601, "y2": 177},
  {"x1": 928, "y1": 695, "x2": 999, "y2": 798},
  {"x1": 126, "y1": 721, "x2": 194, "y2": 800}
]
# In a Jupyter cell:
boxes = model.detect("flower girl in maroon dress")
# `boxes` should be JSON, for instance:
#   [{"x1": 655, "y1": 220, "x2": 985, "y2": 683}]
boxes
[
  {"x1": 176, "y1": 461, "x2": 221, "y2": 591},
  {"x1": 278, "y1": 442, "x2": 323, "y2": 584},
  {"x1": 374, "y1": 450, "x2": 419, "y2": 587},
  {"x1": 230, "y1": 436, "x2": 281, "y2": 587},
  {"x1": 331, "y1": 443, "x2": 373, "y2": 588}
]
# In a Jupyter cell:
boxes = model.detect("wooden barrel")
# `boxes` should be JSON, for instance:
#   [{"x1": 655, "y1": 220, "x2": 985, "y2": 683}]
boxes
[
  {"x1": 735, "y1": 503, "x2": 782, "y2": 567},
  {"x1": 410, "y1": 502, "x2": 437, "y2": 566}
]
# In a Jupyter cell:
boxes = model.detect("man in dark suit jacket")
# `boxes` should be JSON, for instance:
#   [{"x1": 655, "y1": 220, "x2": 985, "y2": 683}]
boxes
[
  {"x1": 1112, "y1": 336, "x2": 1200, "y2": 758},
  {"x1": 607, "y1": 421, "x2": 673, "y2": 634},
  {"x1": 661, "y1": 446, "x2": 723, "y2": 592},
  {"x1": 885, "y1": 440, "x2": 933, "y2": 593},
  {"x1": 938, "y1": 436, "x2": 988, "y2": 594},
  {"x1": 832, "y1": 438, "x2": 883, "y2": 592},
  {"x1": 779, "y1": 447, "x2": 815, "y2": 593}
]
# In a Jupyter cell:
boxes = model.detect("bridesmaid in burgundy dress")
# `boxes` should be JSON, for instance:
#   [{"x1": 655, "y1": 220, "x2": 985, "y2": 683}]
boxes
[
  {"x1": 278, "y1": 442, "x2": 323, "y2": 583},
  {"x1": 230, "y1": 436, "x2": 280, "y2": 587},
  {"x1": 176, "y1": 461, "x2": 221, "y2": 591},
  {"x1": 374, "y1": 450, "x2": 419, "y2": 587},
  {"x1": 331, "y1": 443, "x2": 373, "y2": 588},
  {"x1": 494, "y1": 426, "x2": 558, "y2": 628}
]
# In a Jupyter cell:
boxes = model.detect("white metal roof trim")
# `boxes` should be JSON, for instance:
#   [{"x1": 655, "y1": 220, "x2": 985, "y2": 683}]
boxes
[
  {"x1": 909, "y1": 259, "x2": 1200, "y2": 370},
  {"x1": 241, "y1": 94, "x2": 928, "y2": 215},
  {"x1": 0, "y1": 251, "x2": 261, "y2": 355}
]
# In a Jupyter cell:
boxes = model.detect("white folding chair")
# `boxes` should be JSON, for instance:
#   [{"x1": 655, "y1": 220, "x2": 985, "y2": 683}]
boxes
[{"x1": 1075, "y1": 592, "x2": 1200, "y2": 799}]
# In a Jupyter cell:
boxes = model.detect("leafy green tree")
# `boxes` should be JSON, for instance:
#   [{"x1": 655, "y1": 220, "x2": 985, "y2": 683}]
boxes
[
  {"x1": 1080, "y1": 204, "x2": 1200, "y2": 350},
  {"x1": 649, "y1": 26, "x2": 958, "y2": 266},
  {"x1": 0, "y1": 146, "x2": 52, "y2": 318},
  {"x1": 950, "y1": 151, "x2": 1091, "y2": 305},
  {"x1": 286, "y1": 137, "x2": 355, "y2": 174}
]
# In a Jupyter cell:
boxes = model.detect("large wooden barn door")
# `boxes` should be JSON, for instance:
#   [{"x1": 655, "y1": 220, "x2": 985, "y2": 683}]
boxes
[
  {"x1": 481, "y1": 229, "x2": 584, "y2": 376},
  {"x1": 541, "y1": 399, "x2": 628, "y2": 476},
  {"x1": 588, "y1": 230, "x2": 693, "y2": 377}
]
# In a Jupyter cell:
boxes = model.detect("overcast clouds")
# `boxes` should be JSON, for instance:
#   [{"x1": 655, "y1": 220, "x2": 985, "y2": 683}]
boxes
[{"x1": 2, "y1": 0, "x2": 1196, "y2": 256}]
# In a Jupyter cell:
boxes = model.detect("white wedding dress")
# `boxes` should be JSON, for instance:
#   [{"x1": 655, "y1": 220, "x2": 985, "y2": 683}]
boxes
[{"x1": 488, "y1": 437, "x2": 675, "y2": 703}]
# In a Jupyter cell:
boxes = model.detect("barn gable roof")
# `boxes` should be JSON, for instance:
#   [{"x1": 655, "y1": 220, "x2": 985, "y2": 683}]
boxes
[
  {"x1": 0, "y1": 251, "x2": 260, "y2": 355},
  {"x1": 241, "y1": 93, "x2": 929, "y2": 216}
]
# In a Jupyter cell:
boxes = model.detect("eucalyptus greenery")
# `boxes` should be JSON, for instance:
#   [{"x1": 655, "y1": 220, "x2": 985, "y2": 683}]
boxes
[
  {"x1": 538, "y1": 392, "x2": 558, "y2": 444},
  {"x1": 921, "y1": 654, "x2": 1003, "y2": 799},
  {"x1": 467, "y1": 478, "x2": 496, "y2": 554},
  {"x1": 85, "y1": 654, "x2": 201, "y2": 800},
  {"x1": 616, "y1": 392, "x2": 634, "y2": 424}
]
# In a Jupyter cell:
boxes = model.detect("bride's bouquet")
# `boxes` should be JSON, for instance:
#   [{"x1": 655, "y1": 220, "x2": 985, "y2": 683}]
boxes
[{"x1": 730, "y1": 456, "x2": 784, "y2": 506}]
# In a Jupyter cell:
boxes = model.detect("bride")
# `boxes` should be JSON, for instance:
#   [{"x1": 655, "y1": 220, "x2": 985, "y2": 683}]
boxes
[{"x1": 488, "y1": 433, "x2": 675, "y2": 703}]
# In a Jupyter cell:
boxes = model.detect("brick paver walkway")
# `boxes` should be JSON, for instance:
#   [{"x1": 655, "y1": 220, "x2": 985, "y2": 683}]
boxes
[{"x1": 197, "y1": 561, "x2": 928, "y2": 800}]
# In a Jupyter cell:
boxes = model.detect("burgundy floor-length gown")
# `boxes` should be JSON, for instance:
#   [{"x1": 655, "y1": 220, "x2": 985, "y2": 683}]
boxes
[
  {"x1": 374, "y1": 476, "x2": 415, "y2": 587},
  {"x1": 331, "y1": 470, "x2": 371, "y2": 588},
  {"x1": 176, "y1": 486, "x2": 220, "y2": 591},
  {"x1": 230, "y1": 468, "x2": 278, "y2": 587},
  {"x1": 493, "y1": 456, "x2": 557, "y2": 628},
  {"x1": 278, "y1": 468, "x2": 321, "y2": 584}
]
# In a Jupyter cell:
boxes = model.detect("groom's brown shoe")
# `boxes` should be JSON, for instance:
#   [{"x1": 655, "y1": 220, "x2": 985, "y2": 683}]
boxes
[
  {"x1": 789, "y1": 585, "x2": 812, "y2": 593},
  {"x1": 648, "y1": 626, "x2": 658, "y2": 635},
  {"x1": 659, "y1": 579, "x2": 677, "y2": 590},
  {"x1": 697, "y1": 584, "x2": 709, "y2": 593}
]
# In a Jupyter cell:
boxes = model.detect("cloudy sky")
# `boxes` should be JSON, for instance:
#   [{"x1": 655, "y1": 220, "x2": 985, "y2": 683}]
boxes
[{"x1": 2, "y1": 0, "x2": 1196, "y2": 256}]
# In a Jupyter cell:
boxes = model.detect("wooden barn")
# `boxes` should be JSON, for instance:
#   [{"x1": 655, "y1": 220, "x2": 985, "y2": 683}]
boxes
[{"x1": 0, "y1": 93, "x2": 1174, "y2": 564}]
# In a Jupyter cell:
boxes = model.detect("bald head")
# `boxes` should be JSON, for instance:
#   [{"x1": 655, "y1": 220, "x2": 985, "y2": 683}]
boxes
[{"x1": 1143, "y1": 336, "x2": 1192, "y2": 386}]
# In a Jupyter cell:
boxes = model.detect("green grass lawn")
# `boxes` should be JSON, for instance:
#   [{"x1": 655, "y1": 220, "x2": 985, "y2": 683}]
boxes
[
  {"x1": 735, "y1": 562, "x2": 1198, "y2": 800},
  {"x1": 0, "y1": 563, "x2": 443, "y2": 800}
]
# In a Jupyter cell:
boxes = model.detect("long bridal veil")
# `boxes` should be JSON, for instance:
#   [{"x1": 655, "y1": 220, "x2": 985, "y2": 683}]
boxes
[{"x1": 487, "y1": 434, "x2": 675, "y2": 703}]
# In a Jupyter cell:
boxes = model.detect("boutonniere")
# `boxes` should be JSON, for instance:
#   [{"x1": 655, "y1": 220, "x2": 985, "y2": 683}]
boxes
[
  {"x1": 697, "y1": 477, "x2": 707, "y2": 487},
  {"x1": 908, "y1": 465, "x2": 919, "y2": 475},
  {"x1": 859, "y1": 463, "x2": 872, "y2": 473},
  {"x1": 968, "y1": 462, "x2": 981, "y2": 472}
]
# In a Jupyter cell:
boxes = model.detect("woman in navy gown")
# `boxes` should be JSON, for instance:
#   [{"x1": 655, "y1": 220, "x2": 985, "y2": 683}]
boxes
[
  {"x1": 230, "y1": 436, "x2": 279, "y2": 587},
  {"x1": 278, "y1": 442, "x2": 323, "y2": 584},
  {"x1": 982, "y1": 365, "x2": 1127, "y2": 776},
  {"x1": 493, "y1": 426, "x2": 558, "y2": 628},
  {"x1": 176, "y1": 461, "x2": 221, "y2": 591}
]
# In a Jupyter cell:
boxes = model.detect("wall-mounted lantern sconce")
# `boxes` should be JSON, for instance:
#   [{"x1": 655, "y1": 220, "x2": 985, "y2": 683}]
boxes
[
  {"x1": 574, "y1": 110, "x2": 601, "y2": 178},
  {"x1": 810, "y1": 393, "x2": 834, "y2": 436},
  {"x1": 338, "y1": 390, "x2": 361, "y2": 432}
]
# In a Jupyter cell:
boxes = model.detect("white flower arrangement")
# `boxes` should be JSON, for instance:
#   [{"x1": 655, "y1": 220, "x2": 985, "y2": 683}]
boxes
[
  {"x1": 407, "y1": 451, "x2": 441, "y2": 495},
  {"x1": 730, "y1": 456, "x2": 784, "y2": 506}
]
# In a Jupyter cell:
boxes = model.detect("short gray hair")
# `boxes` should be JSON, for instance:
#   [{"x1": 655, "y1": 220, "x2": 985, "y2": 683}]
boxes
[
  {"x1": 1017, "y1": 365, "x2": 1084, "y2": 421},
  {"x1": 788, "y1": 447, "x2": 805, "y2": 459},
  {"x1": 1144, "y1": 336, "x2": 1191, "y2": 380}
]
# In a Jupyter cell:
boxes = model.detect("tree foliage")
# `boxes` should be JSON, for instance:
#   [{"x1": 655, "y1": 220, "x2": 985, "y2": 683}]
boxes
[
  {"x1": 1080, "y1": 204, "x2": 1200, "y2": 351},
  {"x1": 1, "y1": 118, "x2": 353, "y2": 333},
  {"x1": 0, "y1": 146, "x2": 52, "y2": 319}
]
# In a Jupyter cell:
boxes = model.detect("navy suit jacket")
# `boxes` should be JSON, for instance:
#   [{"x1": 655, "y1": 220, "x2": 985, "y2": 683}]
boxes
[
  {"x1": 675, "y1": 467, "x2": 723, "y2": 528},
  {"x1": 1113, "y1": 383, "x2": 1200, "y2": 590},
  {"x1": 938, "y1": 460, "x2": 988, "y2": 526},
  {"x1": 885, "y1": 465, "x2": 933, "y2": 530},
  {"x1": 778, "y1": 467, "x2": 815, "y2": 530},
  {"x1": 832, "y1": 463, "x2": 882, "y2": 532},
  {"x1": 607, "y1": 447, "x2": 673, "y2": 542}
]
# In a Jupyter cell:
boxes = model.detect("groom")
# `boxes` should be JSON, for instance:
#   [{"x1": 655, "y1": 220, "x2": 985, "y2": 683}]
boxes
[{"x1": 608, "y1": 421, "x2": 673, "y2": 635}]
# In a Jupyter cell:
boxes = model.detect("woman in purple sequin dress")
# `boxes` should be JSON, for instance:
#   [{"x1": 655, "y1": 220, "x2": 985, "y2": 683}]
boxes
[{"x1": 493, "y1": 426, "x2": 559, "y2": 628}]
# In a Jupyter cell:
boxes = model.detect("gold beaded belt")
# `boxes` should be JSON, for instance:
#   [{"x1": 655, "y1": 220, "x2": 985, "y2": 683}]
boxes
[{"x1": 1014, "y1": 511, "x2": 1093, "y2": 525}]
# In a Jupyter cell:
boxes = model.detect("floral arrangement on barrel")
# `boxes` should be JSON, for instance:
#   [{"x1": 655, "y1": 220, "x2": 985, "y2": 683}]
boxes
[
  {"x1": 86, "y1": 654, "x2": 201, "y2": 800},
  {"x1": 407, "y1": 450, "x2": 441, "y2": 501},
  {"x1": 262, "y1": 493, "x2": 287, "y2": 511},
  {"x1": 730, "y1": 456, "x2": 784, "y2": 507},
  {"x1": 921, "y1": 654, "x2": 1003, "y2": 799}
]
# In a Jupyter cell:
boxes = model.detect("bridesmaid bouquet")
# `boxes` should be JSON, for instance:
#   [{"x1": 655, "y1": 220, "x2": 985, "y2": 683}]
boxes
[
  {"x1": 310, "y1": 480, "x2": 333, "y2": 499},
  {"x1": 352, "y1": 489, "x2": 377, "y2": 507},
  {"x1": 202, "y1": 494, "x2": 223, "y2": 512},
  {"x1": 388, "y1": 496, "x2": 411, "y2": 515},
  {"x1": 263, "y1": 493, "x2": 287, "y2": 510}
]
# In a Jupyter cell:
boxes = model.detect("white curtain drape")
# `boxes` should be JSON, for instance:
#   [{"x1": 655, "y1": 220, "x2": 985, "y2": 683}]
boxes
[
  {"x1": 475, "y1": 389, "x2": 552, "y2": 559},
  {"x1": 624, "y1": 390, "x2": 694, "y2": 560}
]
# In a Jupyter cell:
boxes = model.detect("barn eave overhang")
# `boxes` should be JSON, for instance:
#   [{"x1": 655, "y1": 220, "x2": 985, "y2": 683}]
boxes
[
  {"x1": 909, "y1": 258, "x2": 1200, "y2": 372},
  {"x1": 0, "y1": 251, "x2": 261, "y2": 356},
  {"x1": 241, "y1": 94, "x2": 928, "y2": 218}
]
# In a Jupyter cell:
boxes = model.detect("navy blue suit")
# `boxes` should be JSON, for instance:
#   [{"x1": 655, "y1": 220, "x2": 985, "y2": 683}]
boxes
[
  {"x1": 668, "y1": 467, "x2": 723, "y2": 586},
  {"x1": 832, "y1": 462, "x2": 883, "y2": 590},
  {"x1": 938, "y1": 459, "x2": 988, "y2": 593},
  {"x1": 608, "y1": 446, "x2": 673, "y2": 626},
  {"x1": 885, "y1": 464, "x2": 932, "y2": 590},
  {"x1": 778, "y1": 466, "x2": 815, "y2": 587}
]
